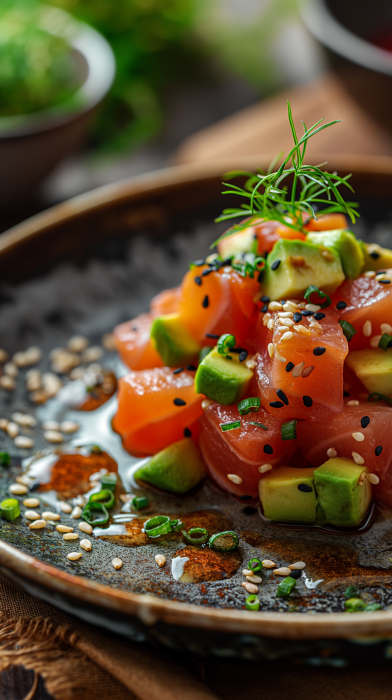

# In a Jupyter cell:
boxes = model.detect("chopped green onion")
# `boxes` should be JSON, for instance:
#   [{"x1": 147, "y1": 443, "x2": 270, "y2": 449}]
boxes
[
  {"x1": 131, "y1": 496, "x2": 149, "y2": 510},
  {"x1": 220, "y1": 421, "x2": 241, "y2": 432},
  {"x1": 217, "y1": 334, "x2": 236, "y2": 355},
  {"x1": 281, "y1": 420, "x2": 297, "y2": 441},
  {"x1": 363, "y1": 603, "x2": 383, "y2": 612},
  {"x1": 345, "y1": 584, "x2": 360, "y2": 599},
  {"x1": 81, "y1": 502, "x2": 109, "y2": 527},
  {"x1": 248, "y1": 558, "x2": 263, "y2": 572},
  {"x1": 368, "y1": 393, "x2": 392, "y2": 406},
  {"x1": 170, "y1": 519, "x2": 184, "y2": 532},
  {"x1": 248, "y1": 421, "x2": 268, "y2": 430},
  {"x1": 378, "y1": 334, "x2": 392, "y2": 351},
  {"x1": 245, "y1": 594, "x2": 260, "y2": 611},
  {"x1": 182, "y1": 527, "x2": 209, "y2": 545},
  {"x1": 304, "y1": 285, "x2": 331, "y2": 309},
  {"x1": 209, "y1": 530, "x2": 239, "y2": 551},
  {"x1": 89, "y1": 489, "x2": 115, "y2": 510},
  {"x1": 101, "y1": 473, "x2": 118, "y2": 491},
  {"x1": 345, "y1": 597, "x2": 366, "y2": 612},
  {"x1": 0, "y1": 452, "x2": 10, "y2": 466},
  {"x1": 339, "y1": 320, "x2": 357, "y2": 342},
  {"x1": 0, "y1": 498, "x2": 20, "y2": 521},
  {"x1": 276, "y1": 577, "x2": 296, "y2": 598},
  {"x1": 237, "y1": 397, "x2": 261, "y2": 415},
  {"x1": 144, "y1": 515, "x2": 172, "y2": 538}
]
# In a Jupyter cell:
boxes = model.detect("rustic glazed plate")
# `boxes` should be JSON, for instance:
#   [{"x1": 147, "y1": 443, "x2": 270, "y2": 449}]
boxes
[{"x1": 1, "y1": 157, "x2": 392, "y2": 662}]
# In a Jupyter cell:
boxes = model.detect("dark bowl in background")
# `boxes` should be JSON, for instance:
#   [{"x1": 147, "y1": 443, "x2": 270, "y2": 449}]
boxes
[{"x1": 300, "y1": 0, "x2": 392, "y2": 135}]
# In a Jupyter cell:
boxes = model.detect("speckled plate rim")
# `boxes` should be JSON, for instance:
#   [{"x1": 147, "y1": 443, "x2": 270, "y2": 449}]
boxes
[{"x1": 2, "y1": 155, "x2": 392, "y2": 640}]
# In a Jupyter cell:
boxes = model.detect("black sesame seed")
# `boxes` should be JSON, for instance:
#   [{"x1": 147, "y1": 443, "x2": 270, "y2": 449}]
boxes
[
  {"x1": 343, "y1": 390, "x2": 350, "y2": 397},
  {"x1": 314, "y1": 312, "x2": 325, "y2": 320},
  {"x1": 280, "y1": 300, "x2": 286, "y2": 305},
  {"x1": 301, "y1": 310, "x2": 313, "y2": 317},
  {"x1": 206, "y1": 333, "x2": 220, "y2": 339},
  {"x1": 184, "y1": 427, "x2": 192, "y2": 437},
  {"x1": 173, "y1": 398, "x2": 186, "y2": 406},
  {"x1": 290, "y1": 569, "x2": 302, "y2": 579},
  {"x1": 370, "y1": 251, "x2": 380, "y2": 259},
  {"x1": 303, "y1": 396, "x2": 313, "y2": 407},
  {"x1": 264, "y1": 444, "x2": 273, "y2": 454},
  {"x1": 361, "y1": 416, "x2": 370, "y2": 429},
  {"x1": 243, "y1": 506, "x2": 257, "y2": 515},
  {"x1": 269, "y1": 401, "x2": 284, "y2": 408},
  {"x1": 379, "y1": 280, "x2": 391, "y2": 284},
  {"x1": 132, "y1": 326, "x2": 138, "y2": 331},
  {"x1": 313, "y1": 347, "x2": 326, "y2": 356},
  {"x1": 261, "y1": 304, "x2": 269, "y2": 313},
  {"x1": 194, "y1": 276, "x2": 202, "y2": 286},
  {"x1": 202, "y1": 295, "x2": 209, "y2": 308},
  {"x1": 30, "y1": 481, "x2": 41, "y2": 491},
  {"x1": 286, "y1": 362, "x2": 294, "y2": 373},
  {"x1": 202, "y1": 268, "x2": 214, "y2": 276},
  {"x1": 277, "y1": 389, "x2": 289, "y2": 405},
  {"x1": 207, "y1": 261, "x2": 217, "y2": 267},
  {"x1": 173, "y1": 368, "x2": 184, "y2": 375},
  {"x1": 293, "y1": 312, "x2": 302, "y2": 323},
  {"x1": 239, "y1": 350, "x2": 248, "y2": 362},
  {"x1": 375, "y1": 445, "x2": 383, "y2": 456},
  {"x1": 271, "y1": 259, "x2": 281, "y2": 271},
  {"x1": 258, "y1": 271, "x2": 263, "y2": 283},
  {"x1": 336, "y1": 301, "x2": 347, "y2": 310},
  {"x1": 240, "y1": 495, "x2": 252, "y2": 501},
  {"x1": 186, "y1": 364, "x2": 197, "y2": 371},
  {"x1": 261, "y1": 295, "x2": 270, "y2": 303},
  {"x1": 222, "y1": 258, "x2": 232, "y2": 267},
  {"x1": 298, "y1": 483, "x2": 313, "y2": 492}
]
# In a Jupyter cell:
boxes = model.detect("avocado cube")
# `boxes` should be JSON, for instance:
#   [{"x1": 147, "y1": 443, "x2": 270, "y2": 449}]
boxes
[
  {"x1": 263, "y1": 238, "x2": 345, "y2": 301},
  {"x1": 259, "y1": 466, "x2": 317, "y2": 524},
  {"x1": 363, "y1": 243, "x2": 392, "y2": 271},
  {"x1": 307, "y1": 229, "x2": 365, "y2": 279},
  {"x1": 346, "y1": 348, "x2": 392, "y2": 397},
  {"x1": 151, "y1": 313, "x2": 200, "y2": 367},
  {"x1": 194, "y1": 347, "x2": 253, "y2": 405},
  {"x1": 134, "y1": 438, "x2": 205, "y2": 494},
  {"x1": 314, "y1": 458, "x2": 371, "y2": 527}
]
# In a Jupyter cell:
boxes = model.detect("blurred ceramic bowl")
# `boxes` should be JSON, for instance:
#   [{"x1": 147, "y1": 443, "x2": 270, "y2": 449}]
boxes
[
  {"x1": 0, "y1": 7, "x2": 115, "y2": 208},
  {"x1": 300, "y1": 0, "x2": 392, "y2": 135}
]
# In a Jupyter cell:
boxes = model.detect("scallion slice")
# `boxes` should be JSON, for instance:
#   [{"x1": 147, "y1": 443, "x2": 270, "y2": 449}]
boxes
[
  {"x1": 101, "y1": 473, "x2": 118, "y2": 491},
  {"x1": 237, "y1": 397, "x2": 261, "y2": 415},
  {"x1": 345, "y1": 597, "x2": 366, "y2": 612},
  {"x1": 0, "y1": 498, "x2": 20, "y2": 521},
  {"x1": 144, "y1": 515, "x2": 172, "y2": 538},
  {"x1": 248, "y1": 421, "x2": 268, "y2": 430},
  {"x1": 304, "y1": 285, "x2": 331, "y2": 309},
  {"x1": 339, "y1": 320, "x2": 357, "y2": 342},
  {"x1": 378, "y1": 333, "x2": 392, "y2": 351},
  {"x1": 81, "y1": 502, "x2": 109, "y2": 527},
  {"x1": 368, "y1": 393, "x2": 392, "y2": 406},
  {"x1": 276, "y1": 577, "x2": 296, "y2": 598},
  {"x1": 182, "y1": 527, "x2": 209, "y2": 545},
  {"x1": 170, "y1": 519, "x2": 184, "y2": 532},
  {"x1": 209, "y1": 530, "x2": 239, "y2": 551},
  {"x1": 363, "y1": 603, "x2": 383, "y2": 612},
  {"x1": 89, "y1": 489, "x2": 115, "y2": 510},
  {"x1": 245, "y1": 594, "x2": 260, "y2": 611},
  {"x1": 220, "y1": 421, "x2": 241, "y2": 432},
  {"x1": 0, "y1": 452, "x2": 10, "y2": 466},
  {"x1": 248, "y1": 558, "x2": 263, "y2": 572},
  {"x1": 131, "y1": 496, "x2": 149, "y2": 510},
  {"x1": 217, "y1": 333, "x2": 236, "y2": 355},
  {"x1": 281, "y1": 420, "x2": 297, "y2": 441}
]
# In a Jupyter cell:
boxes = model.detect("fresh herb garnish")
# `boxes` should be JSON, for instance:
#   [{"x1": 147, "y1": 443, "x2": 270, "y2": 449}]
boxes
[
  {"x1": 248, "y1": 421, "x2": 268, "y2": 430},
  {"x1": 304, "y1": 285, "x2": 331, "y2": 309},
  {"x1": 281, "y1": 420, "x2": 297, "y2": 441},
  {"x1": 0, "y1": 452, "x2": 11, "y2": 467},
  {"x1": 237, "y1": 397, "x2": 261, "y2": 415},
  {"x1": 378, "y1": 333, "x2": 392, "y2": 351},
  {"x1": 217, "y1": 333, "x2": 236, "y2": 355},
  {"x1": 339, "y1": 320, "x2": 357, "y2": 342}
]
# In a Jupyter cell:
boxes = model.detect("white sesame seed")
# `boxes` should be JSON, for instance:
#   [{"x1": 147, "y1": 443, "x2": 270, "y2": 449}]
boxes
[
  {"x1": 23, "y1": 347, "x2": 42, "y2": 365},
  {"x1": 59, "y1": 502, "x2": 72, "y2": 514},
  {"x1": 155, "y1": 554, "x2": 166, "y2": 567},
  {"x1": 352, "y1": 432, "x2": 365, "y2": 442},
  {"x1": 44, "y1": 430, "x2": 64, "y2": 444},
  {"x1": 0, "y1": 418, "x2": 8, "y2": 431},
  {"x1": 267, "y1": 318, "x2": 274, "y2": 330},
  {"x1": 67, "y1": 335, "x2": 89, "y2": 353},
  {"x1": 269, "y1": 301, "x2": 283, "y2": 311},
  {"x1": 4, "y1": 362, "x2": 18, "y2": 378},
  {"x1": 242, "y1": 581, "x2": 258, "y2": 594},
  {"x1": 67, "y1": 552, "x2": 82, "y2": 561},
  {"x1": 102, "y1": 333, "x2": 116, "y2": 351},
  {"x1": 9, "y1": 483, "x2": 27, "y2": 495},
  {"x1": 277, "y1": 325, "x2": 290, "y2": 333},
  {"x1": 278, "y1": 311, "x2": 294, "y2": 318},
  {"x1": 279, "y1": 317, "x2": 294, "y2": 327},
  {"x1": 227, "y1": 474, "x2": 243, "y2": 484},
  {"x1": 24, "y1": 510, "x2": 40, "y2": 521},
  {"x1": 56, "y1": 525, "x2": 74, "y2": 533},
  {"x1": 60, "y1": 420, "x2": 79, "y2": 434},
  {"x1": 281, "y1": 331, "x2": 294, "y2": 341},
  {"x1": 78, "y1": 522, "x2": 93, "y2": 534},
  {"x1": 14, "y1": 436, "x2": 34, "y2": 449},
  {"x1": 41, "y1": 373, "x2": 63, "y2": 398},
  {"x1": 0, "y1": 376, "x2": 16, "y2": 393},
  {"x1": 273, "y1": 567, "x2": 291, "y2": 576},
  {"x1": 112, "y1": 557, "x2": 123, "y2": 570},
  {"x1": 347, "y1": 400, "x2": 359, "y2": 406},
  {"x1": 42, "y1": 511, "x2": 61, "y2": 521},
  {"x1": 302, "y1": 365, "x2": 315, "y2": 378},
  {"x1": 268, "y1": 342, "x2": 275, "y2": 358},
  {"x1": 327, "y1": 447, "x2": 337, "y2": 458},
  {"x1": 29, "y1": 519, "x2": 47, "y2": 530},
  {"x1": 261, "y1": 560, "x2": 276, "y2": 568},
  {"x1": 0, "y1": 349, "x2": 9, "y2": 363},
  {"x1": 381, "y1": 323, "x2": 392, "y2": 335},
  {"x1": 289, "y1": 561, "x2": 306, "y2": 570},
  {"x1": 23, "y1": 498, "x2": 40, "y2": 508},
  {"x1": 42, "y1": 420, "x2": 60, "y2": 431},
  {"x1": 201, "y1": 399, "x2": 214, "y2": 410},
  {"x1": 363, "y1": 320, "x2": 372, "y2": 337},
  {"x1": 258, "y1": 464, "x2": 272, "y2": 473},
  {"x1": 245, "y1": 357, "x2": 256, "y2": 370},
  {"x1": 262, "y1": 312, "x2": 272, "y2": 326},
  {"x1": 305, "y1": 303, "x2": 321, "y2": 312},
  {"x1": 16, "y1": 476, "x2": 31, "y2": 486},
  {"x1": 246, "y1": 574, "x2": 262, "y2": 584},
  {"x1": 368, "y1": 473, "x2": 380, "y2": 485},
  {"x1": 242, "y1": 569, "x2": 253, "y2": 576},
  {"x1": 297, "y1": 302, "x2": 307, "y2": 309},
  {"x1": 119, "y1": 494, "x2": 132, "y2": 504},
  {"x1": 294, "y1": 325, "x2": 311, "y2": 335},
  {"x1": 363, "y1": 270, "x2": 376, "y2": 278},
  {"x1": 64, "y1": 533, "x2": 79, "y2": 540},
  {"x1": 370, "y1": 335, "x2": 382, "y2": 348},
  {"x1": 80, "y1": 539, "x2": 92, "y2": 551},
  {"x1": 7, "y1": 422, "x2": 19, "y2": 438},
  {"x1": 82, "y1": 346, "x2": 103, "y2": 363},
  {"x1": 359, "y1": 471, "x2": 368, "y2": 486},
  {"x1": 352, "y1": 451, "x2": 365, "y2": 465},
  {"x1": 284, "y1": 301, "x2": 299, "y2": 311},
  {"x1": 12, "y1": 412, "x2": 37, "y2": 428},
  {"x1": 26, "y1": 370, "x2": 41, "y2": 392},
  {"x1": 309, "y1": 320, "x2": 323, "y2": 331},
  {"x1": 273, "y1": 347, "x2": 285, "y2": 364},
  {"x1": 292, "y1": 361, "x2": 305, "y2": 378},
  {"x1": 71, "y1": 506, "x2": 82, "y2": 519},
  {"x1": 376, "y1": 273, "x2": 386, "y2": 280}
]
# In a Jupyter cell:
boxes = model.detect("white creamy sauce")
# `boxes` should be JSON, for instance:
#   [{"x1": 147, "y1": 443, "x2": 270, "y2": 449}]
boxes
[
  {"x1": 171, "y1": 556, "x2": 189, "y2": 581},
  {"x1": 26, "y1": 453, "x2": 59, "y2": 484},
  {"x1": 93, "y1": 524, "x2": 127, "y2": 537},
  {"x1": 303, "y1": 574, "x2": 324, "y2": 589}
]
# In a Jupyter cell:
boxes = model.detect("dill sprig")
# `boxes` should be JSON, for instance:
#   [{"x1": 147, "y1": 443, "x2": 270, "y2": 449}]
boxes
[{"x1": 213, "y1": 101, "x2": 359, "y2": 247}]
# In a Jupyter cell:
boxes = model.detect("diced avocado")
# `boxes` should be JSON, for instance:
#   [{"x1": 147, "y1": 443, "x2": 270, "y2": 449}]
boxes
[
  {"x1": 346, "y1": 348, "x2": 392, "y2": 397},
  {"x1": 363, "y1": 243, "x2": 392, "y2": 271},
  {"x1": 151, "y1": 313, "x2": 200, "y2": 367},
  {"x1": 194, "y1": 347, "x2": 253, "y2": 405},
  {"x1": 217, "y1": 225, "x2": 256, "y2": 259},
  {"x1": 314, "y1": 458, "x2": 371, "y2": 527},
  {"x1": 307, "y1": 229, "x2": 365, "y2": 279},
  {"x1": 134, "y1": 438, "x2": 205, "y2": 494},
  {"x1": 259, "y1": 466, "x2": 317, "y2": 524},
  {"x1": 263, "y1": 238, "x2": 345, "y2": 301}
]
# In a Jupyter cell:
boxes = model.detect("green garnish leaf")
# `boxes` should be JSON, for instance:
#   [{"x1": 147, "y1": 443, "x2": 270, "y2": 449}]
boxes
[
  {"x1": 339, "y1": 320, "x2": 357, "y2": 342},
  {"x1": 89, "y1": 489, "x2": 115, "y2": 510},
  {"x1": 245, "y1": 594, "x2": 260, "y2": 611},
  {"x1": 131, "y1": 496, "x2": 149, "y2": 510},
  {"x1": 367, "y1": 393, "x2": 392, "y2": 406},
  {"x1": 81, "y1": 502, "x2": 109, "y2": 527},
  {"x1": 281, "y1": 420, "x2": 297, "y2": 441},
  {"x1": 183, "y1": 527, "x2": 209, "y2": 545},
  {"x1": 237, "y1": 397, "x2": 261, "y2": 415},
  {"x1": 248, "y1": 421, "x2": 268, "y2": 430},
  {"x1": 144, "y1": 515, "x2": 172, "y2": 538},
  {"x1": 0, "y1": 498, "x2": 20, "y2": 521},
  {"x1": 304, "y1": 285, "x2": 331, "y2": 309},
  {"x1": 0, "y1": 452, "x2": 11, "y2": 466},
  {"x1": 345, "y1": 597, "x2": 366, "y2": 612},
  {"x1": 217, "y1": 333, "x2": 236, "y2": 355},
  {"x1": 276, "y1": 576, "x2": 296, "y2": 598},
  {"x1": 378, "y1": 333, "x2": 392, "y2": 351},
  {"x1": 220, "y1": 420, "x2": 241, "y2": 432}
]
